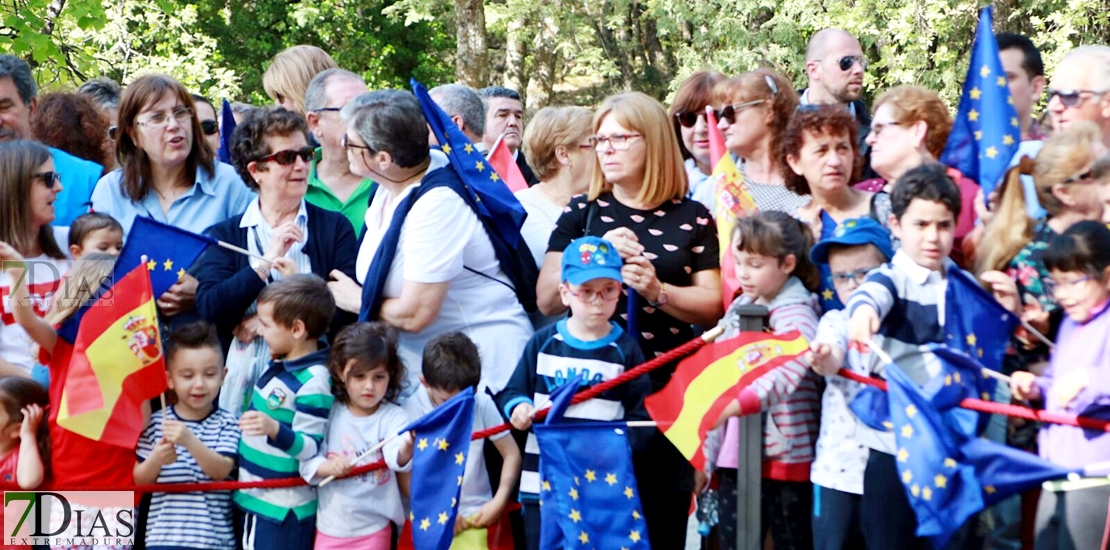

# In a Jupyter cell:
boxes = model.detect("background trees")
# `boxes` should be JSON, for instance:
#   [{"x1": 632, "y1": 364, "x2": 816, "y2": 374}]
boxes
[{"x1": 3, "y1": 0, "x2": 1108, "y2": 110}]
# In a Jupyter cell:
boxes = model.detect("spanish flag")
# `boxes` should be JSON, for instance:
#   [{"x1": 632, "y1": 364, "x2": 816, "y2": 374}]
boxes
[
  {"x1": 645, "y1": 330, "x2": 808, "y2": 470},
  {"x1": 706, "y1": 106, "x2": 758, "y2": 309},
  {"x1": 55, "y1": 265, "x2": 167, "y2": 447}
]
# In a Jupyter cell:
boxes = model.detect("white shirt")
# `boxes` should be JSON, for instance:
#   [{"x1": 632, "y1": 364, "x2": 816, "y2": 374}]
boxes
[
  {"x1": 810, "y1": 309, "x2": 869, "y2": 494},
  {"x1": 513, "y1": 186, "x2": 562, "y2": 269},
  {"x1": 0, "y1": 227, "x2": 71, "y2": 373}
]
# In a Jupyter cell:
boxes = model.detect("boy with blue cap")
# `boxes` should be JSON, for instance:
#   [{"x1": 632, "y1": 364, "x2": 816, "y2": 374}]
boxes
[
  {"x1": 804, "y1": 217, "x2": 895, "y2": 550},
  {"x1": 494, "y1": 236, "x2": 651, "y2": 550}
]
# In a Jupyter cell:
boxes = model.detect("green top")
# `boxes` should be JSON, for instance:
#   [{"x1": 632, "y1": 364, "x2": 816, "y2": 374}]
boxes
[{"x1": 305, "y1": 148, "x2": 375, "y2": 236}]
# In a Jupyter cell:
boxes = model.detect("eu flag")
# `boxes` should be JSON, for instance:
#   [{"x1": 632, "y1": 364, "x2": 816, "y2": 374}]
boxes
[
  {"x1": 535, "y1": 422, "x2": 651, "y2": 550},
  {"x1": 940, "y1": 6, "x2": 1021, "y2": 198},
  {"x1": 217, "y1": 99, "x2": 236, "y2": 164},
  {"x1": 944, "y1": 268, "x2": 1019, "y2": 373},
  {"x1": 404, "y1": 386, "x2": 476, "y2": 550},
  {"x1": 115, "y1": 216, "x2": 215, "y2": 298}
]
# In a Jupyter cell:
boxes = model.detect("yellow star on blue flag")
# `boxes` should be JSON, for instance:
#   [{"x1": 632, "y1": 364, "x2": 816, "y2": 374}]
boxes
[{"x1": 114, "y1": 216, "x2": 214, "y2": 298}]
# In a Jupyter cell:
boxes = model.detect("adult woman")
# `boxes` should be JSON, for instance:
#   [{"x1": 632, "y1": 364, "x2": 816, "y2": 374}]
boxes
[
  {"x1": 858, "y1": 86, "x2": 979, "y2": 266},
  {"x1": 669, "y1": 70, "x2": 725, "y2": 211},
  {"x1": 538, "y1": 92, "x2": 722, "y2": 550},
  {"x1": 192, "y1": 94, "x2": 221, "y2": 155},
  {"x1": 0, "y1": 140, "x2": 71, "y2": 377},
  {"x1": 28, "y1": 92, "x2": 109, "y2": 226},
  {"x1": 262, "y1": 45, "x2": 338, "y2": 116},
  {"x1": 90, "y1": 74, "x2": 253, "y2": 317},
  {"x1": 327, "y1": 90, "x2": 532, "y2": 396},
  {"x1": 195, "y1": 106, "x2": 357, "y2": 413},
  {"x1": 781, "y1": 104, "x2": 891, "y2": 311},
  {"x1": 714, "y1": 69, "x2": 808, "y2": 212}
]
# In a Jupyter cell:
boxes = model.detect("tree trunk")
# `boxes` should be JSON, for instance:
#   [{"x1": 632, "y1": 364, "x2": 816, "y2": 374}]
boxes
[
  {"x1": 505, "y1": 13, "x2": 529, "y2": 104},
  {"x1": 455, "y1": 0, "x2": 488, "y2": 87},
  {"x1": 527, "y1": 13, "x2": 558, "y2": 111}
]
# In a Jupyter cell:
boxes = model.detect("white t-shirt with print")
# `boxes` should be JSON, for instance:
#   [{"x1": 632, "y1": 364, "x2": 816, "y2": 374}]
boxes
[
  {"x1": 0, "y1": 227, "x2": 71, "y2": 373},
  {"x1": 810, "y1": 308, "x2": 870, "y2": 495}
]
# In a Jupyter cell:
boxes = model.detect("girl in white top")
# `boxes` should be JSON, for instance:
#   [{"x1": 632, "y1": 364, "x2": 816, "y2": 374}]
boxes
[{"x1": 302, "y1": 323, "x2": 412, "y2": 550}]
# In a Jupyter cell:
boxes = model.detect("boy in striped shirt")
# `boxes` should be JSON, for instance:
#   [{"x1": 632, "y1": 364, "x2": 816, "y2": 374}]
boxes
[
  {"x1": 135, "y1": 322, "x2": 240, "y2": 550},
  {"x1": 234, "y1": 275, "x2": 336, "y2": 550}
]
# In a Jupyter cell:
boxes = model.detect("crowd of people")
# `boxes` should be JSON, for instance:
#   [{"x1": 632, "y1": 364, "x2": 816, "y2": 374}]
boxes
[{"x1": 0, "y1": 26, "x2": 1108, "y2": 550}]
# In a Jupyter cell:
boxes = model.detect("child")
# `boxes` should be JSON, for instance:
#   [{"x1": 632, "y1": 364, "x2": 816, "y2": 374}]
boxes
[
  {"x1": 846, "y1": 163, "x2": 1018, "y2": 549},
  {"x1": 805, "y1": 217, "x2": 894, "y2": 550},
  {"x1": 0, "y1": 377, "x2": 49, "y2": 489},
  {"x1": 235, "y1": 274, "x2": 336, "y2": 550},
  {"x1": 709, "y1": 210, "x2": 822, "y2": 550},
  {"x1": 1012, "y1": 221, "x2": 1110, "y2": 550},
  {"x1": 135, "y1": 322, "x2": 240, "y2": 550},
  {"x1": 302, "y1": 322, "x2": 412, "y2": 549},
  {"x1": 495, "y1": 236, "x2": 651, "y2": 550},
  {"x1": 402, "y1": 332, "x2": 522, "y2": 543},
  {"x1": 68, "y1": 212, "x2": 124, "y2": 259}
]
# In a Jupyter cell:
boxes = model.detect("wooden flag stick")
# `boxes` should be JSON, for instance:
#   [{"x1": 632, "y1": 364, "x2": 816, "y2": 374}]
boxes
[
  {"x1": 159, "y1": 393, "x2": 167, "y2": 432},
  {"x1": 318, "y1": 434, "x2": 397, "y2": 487},
  {"x1": 216, "y1": 240, "x2": 273, "y2": 265}
]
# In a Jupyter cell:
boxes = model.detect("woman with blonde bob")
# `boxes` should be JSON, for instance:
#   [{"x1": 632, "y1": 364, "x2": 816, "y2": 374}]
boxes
[
  {"x1": 262, "y1": 45, "x2": 338, "y2": 116},
  {"x1": 538, "y1": 91, "x2": 722, "y2": 550}
]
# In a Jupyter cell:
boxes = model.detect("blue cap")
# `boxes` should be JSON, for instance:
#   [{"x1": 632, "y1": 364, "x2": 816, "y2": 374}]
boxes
[
  {"x1": 562, "y1": 236, "x2": 623, "y2": 284},
  {"x1": 809, "y1": 217, "x2": 895, "y2": 265}
]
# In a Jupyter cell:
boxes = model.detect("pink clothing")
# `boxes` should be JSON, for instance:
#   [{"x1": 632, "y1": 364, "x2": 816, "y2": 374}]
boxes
[{"x1": 314, "y1": 525, "x2": 391, "y2": 550}]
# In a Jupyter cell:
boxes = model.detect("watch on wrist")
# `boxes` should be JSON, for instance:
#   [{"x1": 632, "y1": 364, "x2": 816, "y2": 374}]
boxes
[{"x1": 650, "y1": 283, "x2": 668, "y2": 307}]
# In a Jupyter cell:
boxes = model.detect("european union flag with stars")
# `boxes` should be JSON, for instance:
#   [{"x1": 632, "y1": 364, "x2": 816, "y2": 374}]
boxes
[
  {"x1": 404, "y1": 386, "x2": 475, "y2": 550},
  {"x1": 115, "y1": 216, "x2": 214, "y2": 298},
  {"x1": 940, "y1": 6, "x2": 1021, "y2": 198},
  {"x1": 944, "y1": 268, "x2": 1018, "y2": 373},
  {"x1": 535, "y1": 420, "x2": 650, "y2": 550}
]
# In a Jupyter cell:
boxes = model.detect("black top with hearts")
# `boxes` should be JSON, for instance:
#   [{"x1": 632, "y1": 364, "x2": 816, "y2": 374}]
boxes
[{"x1": 548, "y1": 192, "x2": 720, "y2": 388}]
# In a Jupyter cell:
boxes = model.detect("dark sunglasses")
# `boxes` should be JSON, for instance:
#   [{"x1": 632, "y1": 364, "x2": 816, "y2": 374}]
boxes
[
  {"x1": 674, "y1": 111, "x2": 705, "y2": 128},
  {"x1": 831, "y1": 55, "x2": 867, "y2": 72},
  {"x1": 200, "y1": 119, "x2": 219, "y2": 136},
  {"x1": 256, "y1": 146, "x2": 315, "y2": 165},
  {"x1": 33, "y1": 171, "x2": 61, "y2": 188},
  {"x1": 715, "y1": 99, "x2": 767, "y2": 125},
  {"x1": 1047, "y1": 88, "x2": 1108, "y2": 108}
]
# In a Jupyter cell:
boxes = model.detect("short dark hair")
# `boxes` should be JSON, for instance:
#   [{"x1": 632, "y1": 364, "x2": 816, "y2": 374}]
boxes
[
  {"x1": 166, "y1": 321, "x2": 223, "y2": 365},
  {"x1": 257, "y1": 274, "x2": 335, "y2": 339},
  {"x1": 68, "y1": 212, "x2": 123, "y2": 248},
  {"x1": 778, "y1": 104, "x2": 861, "y2": 196},
  {"x1": 478, "y1": 86, "x2": 521, "y2": 102},
  {"x1": 328, "y1": 322, "x2": 405, "y2": 405},
  {"x1": 890, "y1": 163, "x2": 962, "y2": 220},
  {"x1": 77, "y1": 77, "x2": 122, "y2": 109},
  {"x1": 191, "y1": 94, "x2": 216, "y2": 116},
  {"x1": 341, "y1": 89, "x2": 429, "y2": 168},
  {"x1": 230, "y1": 106, "x2": 310, "y2": 190},
  {"x1": 1044, "y1": 221, "x2": 1110, "y2": 277},
  {"x1": 0, "y1": 55, "x2": 36, "y2": 104},
  {"x1": 421, "y1": 332, "x2": 481, "y2": 392},
  {"x1": 996, "y1": 33, "x2": 1044, "y2": 79}
]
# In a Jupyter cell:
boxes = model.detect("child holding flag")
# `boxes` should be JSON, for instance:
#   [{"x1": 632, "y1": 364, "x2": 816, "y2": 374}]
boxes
[{"x1": 495, "y1": 236, "x2": 651, "y2": 550}]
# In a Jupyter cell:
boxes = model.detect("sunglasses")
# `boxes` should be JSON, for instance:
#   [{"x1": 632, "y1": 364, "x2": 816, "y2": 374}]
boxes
[
  {"x1": 715, "y1": 99, "x2": 767, "y2": 125},
  {"x1": 829, "y1": 55, "x2": 867, "y2": 72},
  {"x1": 256, "y1": 146, "x2": 315, "y2": 165},
  {"x1": 200, "y1": 119, "x2": 219, "y2": 136},
  {"x1": 33, "y1": 171, "x2": 61, "y2": 189},
  {"x1": 1047, "y1": 88, "x2": 1109, "y2": 108},
  {"x1": 674, "y1": 111, "x2": 705, "y2": 129}
]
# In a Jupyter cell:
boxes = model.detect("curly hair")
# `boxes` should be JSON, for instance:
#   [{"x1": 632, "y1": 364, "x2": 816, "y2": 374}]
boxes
[
  {"x1": 327, "y1": 323, "x2": 405, "y2": 406},
  {"x1": 30, "y1": 92, "x2": 112, "y2": 168},
  {"x1": 229, "y1": 106, "x2": 310, "y2": 191},
  {"x1": 778, "y1": 104, "x2": 861, "y2": 196}
]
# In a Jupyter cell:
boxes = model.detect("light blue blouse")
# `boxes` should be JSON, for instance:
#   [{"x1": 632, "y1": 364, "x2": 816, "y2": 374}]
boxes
[{"x1": 90, "y1": 161, "x2": 255, "y2": 237}]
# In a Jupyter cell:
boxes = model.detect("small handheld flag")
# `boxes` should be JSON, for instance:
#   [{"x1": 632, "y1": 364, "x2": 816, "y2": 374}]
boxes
[
  {"x1": 707, "y1": 106, "x2": 756, "y2": 308},
  {"x1": 114, "y1": 216, "x2": 215, "y2": 298},
  {"x1": 543, "y1": 372, "x2": 584, "y2": 424},
  {"x1": 486, "y1": 134, "x2": 529, "y2": 193},
  {"x1": 217, "y1": 99, "x2": 237, "y2": 164},
  {"x1": 944, "y1": 268, "x2": 1019, "y2": 372}
]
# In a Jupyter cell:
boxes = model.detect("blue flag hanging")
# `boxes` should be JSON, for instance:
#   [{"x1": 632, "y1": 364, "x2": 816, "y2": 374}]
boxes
[
  {"x1": 217, "y1": 99, "x2": 236, "y2": 164},
  {"x1": 114, "y1": 216, "x2": 215, "y2": 299},
  {"x1": 940, "y1": 6, "x2": 1021, "y2": 198},
  {"x1": 544, "y1": 372, "x2": 584, "y2": 425},
  {"x1": 403, "y1": 386, "x2": 475, "y2": 550},
  {"x1": 944, "y1": 268, "x2": 1019, "y2": 373}
]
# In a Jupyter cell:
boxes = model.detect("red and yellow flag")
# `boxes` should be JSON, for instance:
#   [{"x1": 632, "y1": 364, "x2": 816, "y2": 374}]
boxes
[
  {"x1": 706, "y1": 106, "x2": 758, "y2": 309},
  {"x1": 645, "y1": 330, "x2": 809, "y2": 470},
  {"x1": 486, "y1": 134, "x2": 529, "y2": 193},
  {"x1": 56, "y1": 265, "x2": 167, "y2": 447}
]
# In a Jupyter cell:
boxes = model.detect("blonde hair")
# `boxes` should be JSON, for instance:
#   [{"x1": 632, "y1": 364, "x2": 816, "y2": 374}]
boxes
[
  {"x1": 262, "y1": 45, "x2": 338, "y2": 116},
  {"x1": 872, "y1": 86, "x2": 952, "y2": 158},
  {"x1": 588, "y1": 92, "x2": 687, "y2": 205},
  {"x1": 977, "y1": 121, "x2": 1105, "y2": 273},
  {"x1": 44, "y1": 253, "x2": 116, "y2": 326},
  {"x1": 522, "y1": 106, "x2": 594, "y2": 181}
]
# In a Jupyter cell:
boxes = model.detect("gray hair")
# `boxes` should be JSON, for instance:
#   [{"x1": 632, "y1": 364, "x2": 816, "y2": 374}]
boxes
[
  {"x1": 1060, "y1": 45, "x2": 1110, "y2": 92},
  {"x1": 76, "y1": 77, "x2": 122, "y2": 109},
  {"x1": 0, "y1": 55, "x2": 36, "y2": 104},
  {"x1": 429, "y1": 84, "x2": 485, "y2": 137},
  {"x1": 340, "y1": 90, "x2": 429, "y2": 168},
  {"x1": 304, "y1": 68, "x2": 365, "y2": 113}
]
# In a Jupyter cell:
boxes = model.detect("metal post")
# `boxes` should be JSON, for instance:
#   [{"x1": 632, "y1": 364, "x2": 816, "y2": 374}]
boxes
[{"x1": 734, "y1": 305, "x2": 767, "y2": 550}]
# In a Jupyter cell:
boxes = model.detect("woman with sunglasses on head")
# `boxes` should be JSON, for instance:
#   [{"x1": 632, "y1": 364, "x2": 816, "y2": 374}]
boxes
[
  {"x1": 192, "y1": 94, "x2": 222, "y2": 156},
  {"x1": 669, "y1": 70, "x2": 726, "y2": 212},
  {"x1": 90, "y1": 74, "x2": 254, "y2": 319},
  {"x1": 0, "y1": 140, "x2": 72, "y2": 378},
  {"x1": 194, "y1": 106, "x2": 357, "y2": 412},
  {"x1": 537, "y1": 91, "x2": 722, "y2": 550},
  {"x1": 713, "y1": 69, "x2": 810, "y2": 213}
]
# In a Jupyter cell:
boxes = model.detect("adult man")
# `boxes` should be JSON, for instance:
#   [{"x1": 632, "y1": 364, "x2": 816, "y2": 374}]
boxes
[
  {"x1": 998, "y1": 33, "x2": 1047, "y2": 141},
  {"x1": 801, "y1": 29, "x2": 869, "y2": 128},
  {"x1": 1047, "y1": 45, "x2": 1110, "y2": 145},
  {"x1": 303, "y1": 68, "x2": 372, "y2": 235},
  {"x1": 429, "y1": 84, "x2": 486, "y2": 145},
  {"x1": 478, "y1": 86, "x2": 538, "y2": 185},
  {"x1": 0, "y1": 55, "x2": 103, "y2": 226}
]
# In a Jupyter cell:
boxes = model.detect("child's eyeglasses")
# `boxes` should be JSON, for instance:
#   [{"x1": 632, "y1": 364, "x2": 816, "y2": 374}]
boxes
[
  {"x1": 828, "y1": 268, "x2": 871, "y2": 288},
  {"x1": 569, "y1": 286, "x2": 622, "y2": 303},
  {"x1": 1043, "y1": 275, "x2": 1094, "y2": 294}
]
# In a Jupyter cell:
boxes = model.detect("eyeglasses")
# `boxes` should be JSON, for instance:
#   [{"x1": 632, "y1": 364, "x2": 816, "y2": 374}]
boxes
[
  {"x1": 568, "y1": 285, "x2": 622, "y2": 303},
  {"x1": 674, "y1": 110, "x2": 706, "y2": 128},
  {"x1": 828, "y1": 268, "x2": 872, "y2": 288},
  {"x1": 1043, "y1": 275, "x2": 1094, "y2": 294},
  {"x1": 822, "y1": 55, "x2": 867, "y2": 72},
  {"x1": 342, "y1": 134, "x2": 375, "y2": 153},
  {"x1": 312, "y1": 107, "x2": 342, "y2": 114},
  {"x1": 256, "y1": 146, "x2": 315, "y2": 166},
  {"x1": 33, "y1": 171, "x2": 61, "y2": 189},
  {"x1": 136, "y1": 106, "x2": 193, "y2": 129},
  {"x1": 589, "y1": 133, "x2": 643, "y2": 151},
  {"x1": 715, "y1": 100, "x2": 767, "y2": 125},
  {"x1": 200, "y1": 119, "x2": 219, "y2": 136},
  {"x1": 1047, "y1": 88, "x2": 1109, "y2": 108},
  {"x1": 869, "y1": 121, "x2": 902, "y2": 136}
]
